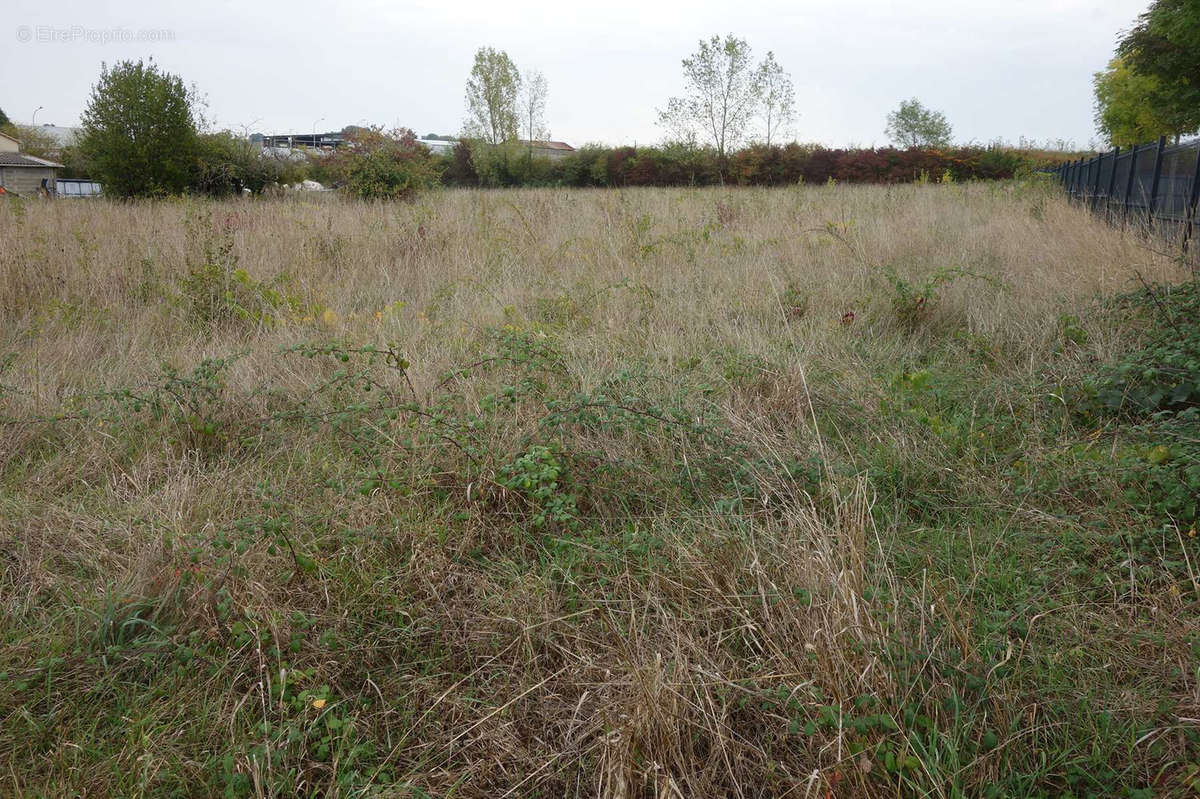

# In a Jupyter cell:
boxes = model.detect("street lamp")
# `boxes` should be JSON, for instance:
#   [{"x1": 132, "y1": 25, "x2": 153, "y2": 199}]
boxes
[
  {"x1": 32, "y1": 106, "x2": 43, "y2": 125},
  {"x1": 239, "y1": 118, "x2": 263, "y2": 140},
  {"x1": 312, "y1": 116, "x2": 325, "y2": 147}
]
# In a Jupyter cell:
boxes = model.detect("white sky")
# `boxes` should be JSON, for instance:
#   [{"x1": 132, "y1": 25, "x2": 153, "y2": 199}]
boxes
[{"x1": 3, "y1": 0, "x2": 1148, "y2": 148}]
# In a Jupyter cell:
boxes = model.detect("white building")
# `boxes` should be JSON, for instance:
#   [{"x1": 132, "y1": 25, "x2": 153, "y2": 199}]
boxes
[{"x1": 418, "y1": 138, "x2": 457, "y2": 156}]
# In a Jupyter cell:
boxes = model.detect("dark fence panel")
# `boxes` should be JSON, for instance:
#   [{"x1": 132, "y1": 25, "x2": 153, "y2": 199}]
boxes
[{"x1": 1054, "y1": 136, "x2": 1200, "y2": 257}]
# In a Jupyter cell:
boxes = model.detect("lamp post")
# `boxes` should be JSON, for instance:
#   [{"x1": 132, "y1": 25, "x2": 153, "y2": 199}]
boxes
[
  {"x1": 240, "y1": 118, "x2": 262, "y2": 142},
  {"x1": 32, "y1": 106, "x2": 43, "y2": 125},
  {"x1": 312, "y1": 116, "x2": 325, "y2": 148}
]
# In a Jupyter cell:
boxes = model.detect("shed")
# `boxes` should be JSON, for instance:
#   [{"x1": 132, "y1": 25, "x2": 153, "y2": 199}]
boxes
[{"x1": 0, "y1": 151, "x2": 64, "y2": 196}]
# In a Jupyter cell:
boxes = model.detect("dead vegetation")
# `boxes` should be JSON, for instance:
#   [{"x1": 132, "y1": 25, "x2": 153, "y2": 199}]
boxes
[{"x1": 1, "y1": 182, "x2": 1197, "y2": 797}]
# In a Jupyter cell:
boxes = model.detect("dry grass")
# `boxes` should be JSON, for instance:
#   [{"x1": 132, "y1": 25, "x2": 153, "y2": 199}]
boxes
[
  {"x1": 0, "y1": 183, "x2": 1172, "y2": 401},
  {"x1": 1, "y1": 182, "x2": 1197, "y2": 797}
]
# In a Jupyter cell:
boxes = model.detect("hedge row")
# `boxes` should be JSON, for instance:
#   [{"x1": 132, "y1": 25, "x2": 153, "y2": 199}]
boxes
[{"x1": 436, "y1": 141, "x2": 1086, "y2": 188}]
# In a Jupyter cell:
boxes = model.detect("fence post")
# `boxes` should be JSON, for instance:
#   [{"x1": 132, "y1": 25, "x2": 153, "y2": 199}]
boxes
[
  {"x1": 1147, "y1": 136, "x2": 1166, "y2": 231},
  {"x1": 1090, "y1": 151, "x2": 1104, "y2": 211},
  {"x1": 1122, "y1": 145, "x2": 1139, "y2": 224},
  {"x1": 1105, "y1": 146, "x2": 1120, "y2": 220},
  {"x1": 1182, "y1": 148, "x2": 1200, "y2": 259}
]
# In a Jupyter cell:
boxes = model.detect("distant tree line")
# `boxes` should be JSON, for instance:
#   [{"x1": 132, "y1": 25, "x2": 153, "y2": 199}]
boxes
[
  {"x1": 426, "y1": 141, "x2": 1079, "y2": 190},
  {"x1": 17, "y1": 38, "x2": 1075, "y2": 201},
  {"x1": 461, "y1": 37, "x2": 956, "y2": 180}
]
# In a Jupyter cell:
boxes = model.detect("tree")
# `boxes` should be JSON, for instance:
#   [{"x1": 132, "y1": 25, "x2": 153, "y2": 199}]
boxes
[
  {"x1": 756, "y1": 51, "x2": 795, "y2": 147},
  {"x1": 0, "y1": 108, "x2": 9, "y2": 127},
  {"x1": 78, "y1": 60, "x2": 200, "y2": 197},
  {"x1": 463, "y1": 47, "x2": 521, "y2": 145},
  {"x1": 659, "y1": 34, "x2": 762, "y2": 171},
  {"x1": 1117, "y1": 0, "x2": 1200, "y2": 135},
  {"x1": 519, "y1": 67, "x2": 549, "y2": 159},
  {"x1": 885, "y1": 98, "x2": 953, "y2": 149},
  {"x1": 328, "y1": 127, "x2": 439, "y2": 200},
  {"x1": 1093, "y1": 56, "x2": 1182, "y2": 147}
]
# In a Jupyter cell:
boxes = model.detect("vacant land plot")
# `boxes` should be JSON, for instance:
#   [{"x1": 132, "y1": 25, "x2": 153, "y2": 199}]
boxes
[{"x1": 1, "y1": 182, "x2": 1197, "y2": 797}]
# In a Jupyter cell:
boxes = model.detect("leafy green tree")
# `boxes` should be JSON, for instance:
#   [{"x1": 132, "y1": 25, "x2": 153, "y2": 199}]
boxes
[
  {"x1": 0, "y1": 108, "x2": 10, "y2": 127},
  {"x1": 885, "y1": 98, "x2": 953, "y2": 149},
  {"x1": 659, "y1": 35, "x2": 762, "y2": 170},
  {"x1": 463, "y1": 47, "x2": 521, "y2": 145},
  {"x1": 78, "y1": 60, "x2": 200, "y2": 197},
  {"x1": 1093, "y1": 56, "x2": 1182, "y2": 147},
  {"x1": 1117, "y1": 0, "x2": 1200, "y2": 134}
]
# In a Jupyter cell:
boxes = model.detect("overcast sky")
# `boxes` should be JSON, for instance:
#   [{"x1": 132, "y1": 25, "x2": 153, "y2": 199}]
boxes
[{"x1": 4, "y1": 0, "x2": 1148, "y2": 148}]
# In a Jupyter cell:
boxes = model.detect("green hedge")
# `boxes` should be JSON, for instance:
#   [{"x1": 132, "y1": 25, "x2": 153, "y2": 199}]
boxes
[{"x1": 437, "y1": 141, "x2": 1086, "y2": 188}]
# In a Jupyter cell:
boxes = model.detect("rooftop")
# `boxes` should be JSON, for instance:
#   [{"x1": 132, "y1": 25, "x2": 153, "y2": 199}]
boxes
[
  {"x1": 527, "y1": 140, "x2": 574, "y2": 151},
  {"x1": 0, "y1": 152, "x2": 65, "y2": 168}
]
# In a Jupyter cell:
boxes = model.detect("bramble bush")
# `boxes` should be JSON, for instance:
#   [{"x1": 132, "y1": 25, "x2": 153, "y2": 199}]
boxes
[
  {"x1": 328, "y1": 127, "x2": 440, "y2": 200},
  {"x1": 1077, "y1": 279, "x2": 1200, "y2": 531},
  {"x1": 192, "y1": 131, "x2": 301, "y2": 196},
  {"x1": 1083, "y1": 281, "x2": 1200, "y2": 417},
  {"x1": 180, "y1": 210, "x2": 310, "y2": 329}
]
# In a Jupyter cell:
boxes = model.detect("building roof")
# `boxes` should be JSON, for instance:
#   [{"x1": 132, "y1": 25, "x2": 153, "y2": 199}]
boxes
[
  {"x1": 0, "y1": 131, "x2": 19, "y2": 147},
  {"x1": 0, "y1": 152, "x2": 65, "y2": 168},
  {"x1": 527, "y1": 140, "x2": 574, "y2": 151}
]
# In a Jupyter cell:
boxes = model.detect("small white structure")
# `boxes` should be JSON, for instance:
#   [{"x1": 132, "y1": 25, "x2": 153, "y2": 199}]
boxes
[
  {"x1": 287, "y1": 179, "x2": 329, "y2": 192},
  {"x1": 261, "y1": 145, "x2": 312, "y2": 162},
  {"x1": 418, "y1": 138, "x2": 457, "y2": 156}
]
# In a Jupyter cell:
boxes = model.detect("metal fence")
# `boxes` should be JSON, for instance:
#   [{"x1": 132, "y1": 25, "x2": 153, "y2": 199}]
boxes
[{"x1": 1052, "y1": 136, "x2": 1200, "y2": 256}]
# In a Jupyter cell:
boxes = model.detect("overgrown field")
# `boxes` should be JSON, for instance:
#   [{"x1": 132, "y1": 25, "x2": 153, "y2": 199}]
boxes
[{"x1": 2, "y1": 183, "x2": 1198, "y2": 797}]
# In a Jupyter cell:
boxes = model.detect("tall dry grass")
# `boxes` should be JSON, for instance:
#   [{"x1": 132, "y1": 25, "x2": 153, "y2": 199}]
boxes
[
  {"x1": 0, "y1": 183, "x2": 1178, "y2": 408},
  {"x1": 0, "y1": 183, "x2": 1194, "y2": 797}
]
